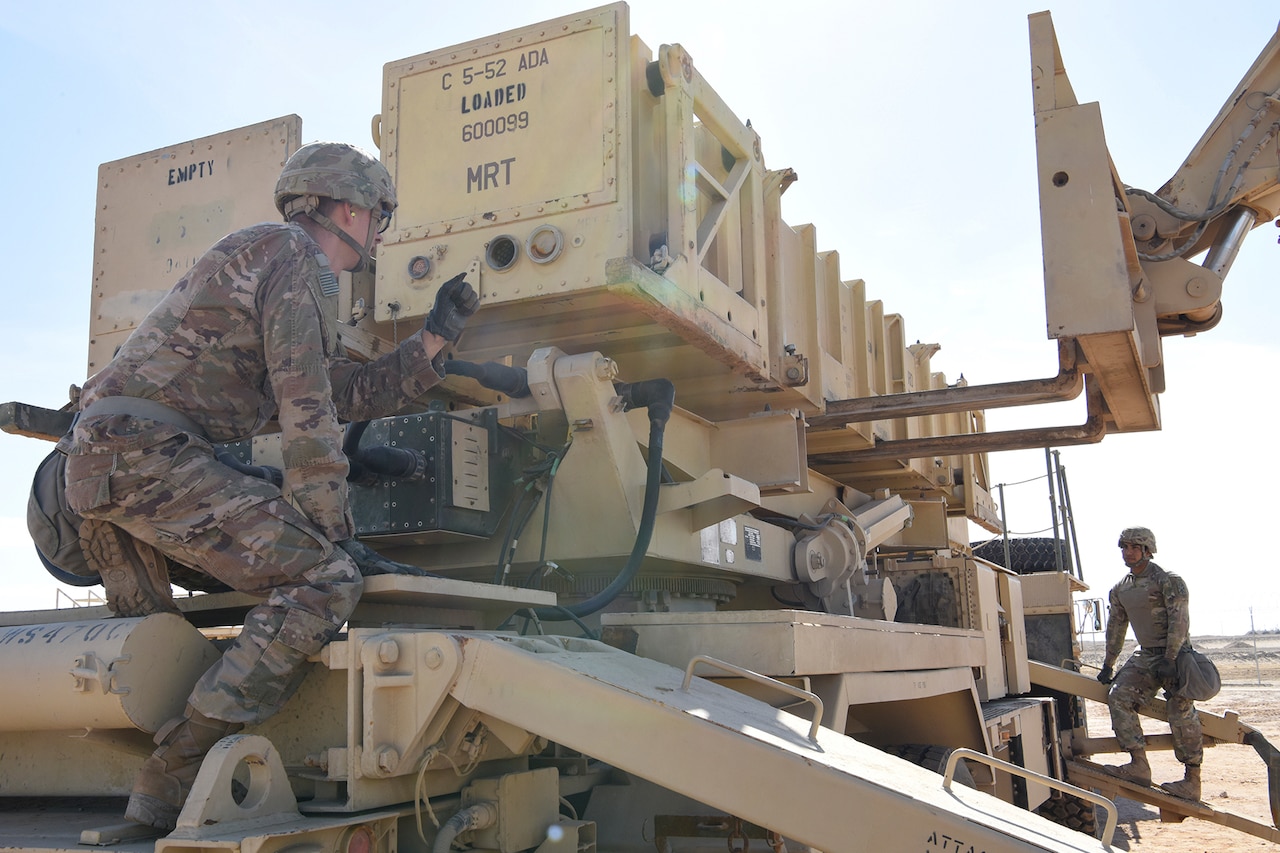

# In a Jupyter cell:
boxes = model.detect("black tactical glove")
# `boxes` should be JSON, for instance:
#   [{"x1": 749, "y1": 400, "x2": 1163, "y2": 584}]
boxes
[
  {"x1": 336, "y1": 538, "x2": 438, "y2": 578},
  {"x1": 1154, "y1": 656, "x2": 1178, "y2": 686},
  {"x1": 422, "y1": 273, "x2": 480, "y2": 343},
  {"x1": 1097, "y1": 664, "x2": 1114, "y2": 684}
]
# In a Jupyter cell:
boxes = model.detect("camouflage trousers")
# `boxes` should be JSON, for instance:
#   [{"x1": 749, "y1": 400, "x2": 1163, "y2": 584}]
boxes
[
  {"x1": 1107, "y1": 647, "x2": 1203, "y2": 765},
  {"x1": 64, "y1": 418, "x2": 362, "y2": 725}
]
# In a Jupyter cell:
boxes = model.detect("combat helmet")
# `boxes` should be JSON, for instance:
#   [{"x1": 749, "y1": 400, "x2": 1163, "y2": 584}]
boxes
[
  {"x1": 274, "y1": 142, "x2": 396, "y2": 271},
  {"x1": 1117, "y1": 526, "x2": 1156, "y2": 553}
]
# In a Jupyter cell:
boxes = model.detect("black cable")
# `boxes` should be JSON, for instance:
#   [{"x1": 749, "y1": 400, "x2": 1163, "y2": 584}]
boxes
[
  {"x1": 529, "y1": 378, "x2": 675, "y2": 621},
  {"x1": 492, "y1": 486, "x2": 534, "y2": 585},
  {"x1": 506, "y1": 603, "x2": 598, "y2": 640},
  {"x1": 534, "y1": 449, "x2": 566, "y2": 568},
  {"x1": 491, "y1": 438, "x2": 568, "y2": 584}
]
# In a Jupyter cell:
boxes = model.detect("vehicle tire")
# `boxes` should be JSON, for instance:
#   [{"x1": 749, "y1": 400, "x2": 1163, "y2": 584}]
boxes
[
  {"x1": 971, "y1": 537, "x2": 1069, "y2": 574},
  {"x1": 1034, "y1": 791, "x2": 1097, "y2": 836},
  {"x1": 885, "y1": 744, "x2": 976, "y2": 789}
]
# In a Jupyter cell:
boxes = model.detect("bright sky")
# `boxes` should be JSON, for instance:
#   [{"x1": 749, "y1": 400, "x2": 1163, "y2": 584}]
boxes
[{"x1": 2, "y1": 1, "x2": 1277, "y2": 634}]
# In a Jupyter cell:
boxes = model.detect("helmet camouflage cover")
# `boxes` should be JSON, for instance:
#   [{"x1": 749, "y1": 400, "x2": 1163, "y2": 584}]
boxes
[
  {"x1": 274, "y1": 141, "x2": 397, "y2": 218},
  {"x1": 1117, "y1": 526, "x2": 1156, "y2": 553}
]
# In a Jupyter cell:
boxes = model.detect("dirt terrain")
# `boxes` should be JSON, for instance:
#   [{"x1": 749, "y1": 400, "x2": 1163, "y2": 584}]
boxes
[{"x1": 1076, "y1": 635, "x2": 1280, "y2": 850}]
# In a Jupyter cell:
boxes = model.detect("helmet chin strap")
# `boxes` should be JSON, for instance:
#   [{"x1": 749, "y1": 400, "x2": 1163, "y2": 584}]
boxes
[{"x1": 287, "y1": 196, "x2": 377, "y2": 272}]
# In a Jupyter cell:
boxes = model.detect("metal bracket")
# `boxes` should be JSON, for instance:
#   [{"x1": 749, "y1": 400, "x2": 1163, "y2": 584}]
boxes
[
  {"x1": 173, "y1": 734, "x2": 300, "y2": 832},
  {"x1": 71, "y1": 652, "x2": 131, "y2": 696}
]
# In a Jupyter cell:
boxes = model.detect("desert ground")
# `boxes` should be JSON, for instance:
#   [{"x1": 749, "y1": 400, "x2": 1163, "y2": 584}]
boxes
[{"x1": 1076, "y1": 634, "x2": 1280, "y2": 851}]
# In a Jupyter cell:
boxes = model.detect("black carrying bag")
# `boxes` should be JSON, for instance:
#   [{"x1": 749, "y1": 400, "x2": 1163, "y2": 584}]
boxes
[
  {"x1": 1176, "y1": 645, "x2": 1222, "y2": 701},
  {"x1": 26, "y1": 447, "x2": 99, "y2": 585}
]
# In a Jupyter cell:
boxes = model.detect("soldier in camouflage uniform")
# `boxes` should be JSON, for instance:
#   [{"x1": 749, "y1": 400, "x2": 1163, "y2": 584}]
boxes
[
  {"x1": 1096, "y1": 526, "x2": 1203, "y2": 800},
  {"x1": 59, "y1": 142, "x2": 480, "y2": 831}
]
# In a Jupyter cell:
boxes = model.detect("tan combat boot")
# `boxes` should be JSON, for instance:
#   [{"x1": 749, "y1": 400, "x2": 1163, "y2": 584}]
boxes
[
  {"x1": 125, "y1": 706, "x2": 243, "y2": 832},
  {"x1": 81, "y1": 520, "x2": 179, "y2": 617},
  {"x1": 1110, "y1": 748, "x2": 1152, "y2": 786},
  {"x1": 1160, "y1": 764, "x2": 1202, "y2": 801}
]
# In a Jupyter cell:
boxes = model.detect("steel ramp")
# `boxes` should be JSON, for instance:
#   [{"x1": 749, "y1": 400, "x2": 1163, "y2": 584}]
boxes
[
  {"x1": 438, "y1": 633, "x2": 1108, "y2": 852},
  {"x1": 1067, "y1": 759, "x2": 1280, "y2": 844},
  {"x1": 1030, "y1": 660, "x2": 1280, "y2": 834}
]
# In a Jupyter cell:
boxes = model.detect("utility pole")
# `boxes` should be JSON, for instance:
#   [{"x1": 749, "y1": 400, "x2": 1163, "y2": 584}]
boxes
[{"x1": 1251, "y1": 608, "x2": 1262, "y2": 686}]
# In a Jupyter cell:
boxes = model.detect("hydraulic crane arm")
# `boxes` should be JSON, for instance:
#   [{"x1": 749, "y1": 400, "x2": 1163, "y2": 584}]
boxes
[
  {"x1": 1139, "y1": 19, "x2": 1280, "y2": 270},
  {"x1": 1031, "y1": 13, "x2": 1280, "y2": 434}
]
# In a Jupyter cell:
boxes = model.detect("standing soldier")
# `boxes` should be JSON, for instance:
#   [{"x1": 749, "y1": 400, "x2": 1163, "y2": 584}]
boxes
[
  {"x1": 1096, "y1": 527, "x2": 1203, "y2": 800},
  {"x1": 59, "y1": 142, "x2": 479, "y2": 831}
]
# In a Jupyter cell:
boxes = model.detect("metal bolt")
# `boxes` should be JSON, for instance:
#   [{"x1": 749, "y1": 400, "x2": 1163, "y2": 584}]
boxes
[
  {"x1": 1131, "y1": 214, "x2": 1156, "y2": 241},
  {"x1": 595, "y1": 356, "x2": 618, "y2": 380},
  {"x1": 786, "y1": 367, "x2": 802, "y2": 381},
  {"x1": 378, "y1": 639, "x2": 400, "y2": 665},
  {"x1": 424, "y1": 647, "x2": 444, "y2": 670},
  {"x1": 377, "y1": 748, "x2": 399, "y2": 772}
]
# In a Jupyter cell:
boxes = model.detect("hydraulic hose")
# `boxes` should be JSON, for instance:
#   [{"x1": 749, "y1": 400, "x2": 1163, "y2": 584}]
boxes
[
  {"x1": 529, "y1": 378, "x2": 675, "y2": 620},
  {"x1": 431, "y1": 802, "x2": 499, "y2": 853},
  {"x1": 443, "y1": 359, "x2": 531, "y2": 398},
  {"x1": 358, "y1": 445, "x2": 427, "y2": 479},
  {"x1": 1243, "y1": 729, "x2": 1280, "y2": 828},
  {"x1": 342, "y1": 420, "x2": 428, "y2": 486},
  {"x1": 216, "y1": 451, "x2": 284, "y2": 489}
]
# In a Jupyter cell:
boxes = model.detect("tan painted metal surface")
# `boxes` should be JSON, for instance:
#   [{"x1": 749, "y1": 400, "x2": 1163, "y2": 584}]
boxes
[
  {"x1": 87, "y1": 116, "x2": 301, "y2": 377},
  {"x1": 366, "y1": 2, "x2": 1002, "y2": 523},
  {"x1": 603, "y1": 609, "x2": 987, "y2": 676},
  {"x1": 0, "y1": 614, "x2": 219, "y2": 733},
  {"x1": 440, "y1": 631, "x2": 1107, "y2": 852}
]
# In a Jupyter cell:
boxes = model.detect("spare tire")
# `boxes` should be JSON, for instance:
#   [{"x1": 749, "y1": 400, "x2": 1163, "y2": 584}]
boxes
[
  {"x1": 1035, "y1": 791, "x2": 1097, "y2": 836},
  {"x1": 971, "y1": 537, "x2": 1070, "y2": 574},
  {"x1": 885, "y1": 743, "x2": 976, "y2": 788}
]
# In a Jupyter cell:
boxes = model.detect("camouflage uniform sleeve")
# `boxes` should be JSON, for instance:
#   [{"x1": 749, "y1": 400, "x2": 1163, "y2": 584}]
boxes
[
  {"x1": 1161, "y1": 571, "x2": 1192, "y2": 660},
  {"x1": 261, "y1": 250, "x2": 353, "y2": 542},
  {"x1": 327, "y1": 331, "x2": 443, "y2": 423},
  {"x1": 1103, "y1": 583, "x2": 1129, "y2": 666}
]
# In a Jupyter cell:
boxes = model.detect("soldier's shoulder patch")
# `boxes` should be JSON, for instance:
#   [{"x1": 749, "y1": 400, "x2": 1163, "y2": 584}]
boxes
[{"x1": 1163, "y1": 572, "x2": 1189, "y2": 599}]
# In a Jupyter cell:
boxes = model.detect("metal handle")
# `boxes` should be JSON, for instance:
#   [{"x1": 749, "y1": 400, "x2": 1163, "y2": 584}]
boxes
[
  {"x1": 942, "y1": 747, "x2": 1117, "y2": 846},
  {"x1": 682, "y1": 654, "x2": 824, "y2": 743}
]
